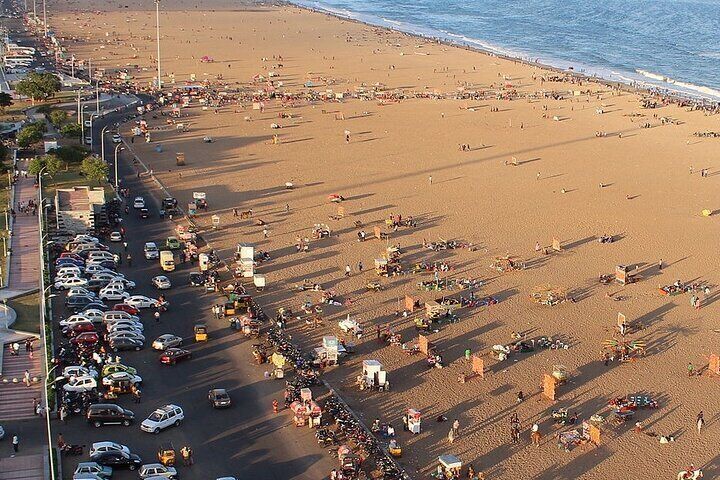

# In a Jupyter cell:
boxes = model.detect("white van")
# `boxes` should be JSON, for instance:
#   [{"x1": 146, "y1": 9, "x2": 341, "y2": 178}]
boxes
[
  {"x1": 103, "y1": 311, "x2": 140, "y2": 323},
  {"x1": 160, "y1": 250, "x2": 175, "y2": 272}
]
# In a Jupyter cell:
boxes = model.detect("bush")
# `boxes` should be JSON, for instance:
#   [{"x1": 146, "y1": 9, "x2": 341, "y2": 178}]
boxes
[
  {"x1": 17, "y1": 124, "x2": 44, "y2": 148},
  {"x1": 50, "y1": 145, "x2": 87, "y2": 165}
]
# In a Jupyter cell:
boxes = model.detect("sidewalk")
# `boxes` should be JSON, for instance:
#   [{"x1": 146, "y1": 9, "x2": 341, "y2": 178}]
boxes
[
  {"x1": 4, "y1": 158, "x2": 40, "y2": 297},
  {"x1": 0, "y1": 453, "x2": 46, "y2": 480},
  {"x1": 0, "y1": 340, "x2": 44, "y2": 421}
]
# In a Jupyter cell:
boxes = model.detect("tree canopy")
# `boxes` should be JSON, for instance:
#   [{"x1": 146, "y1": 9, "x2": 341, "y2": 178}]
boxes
[
  {"x1": 15, "y1": 72, "x2": 62, "y2": 103},
  {"x1": 28, "y1": 154, "x2": 62, "y2": 176},
  {"x1": 80, "y1": 156, "x2": 108, "y2": 184},
  {"x1": 50, "y1": 145, "x2": 87, "y2": 165},
  {"x1": 49, "y1": 109, "x2": 68, "y2": 128},
  {"x1": 0, "y1": 92, "x2": 13, "y2": 112},
  {"x1": 16, "y1": 122, "x2": 45, "y2": 148},
  {"x1": 60, "y1": 122, "x2": 82, "y2": 139}
]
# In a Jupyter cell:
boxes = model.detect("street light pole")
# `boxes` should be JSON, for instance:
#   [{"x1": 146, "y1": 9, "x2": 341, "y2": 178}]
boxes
[
  {"x1": 155, "y1": 0, "x2": 161, "y2": 90},
  {"x1": 36, "y1": 165, "x2": 56, "y2": 480},
  {"x1": 100, "y1": 125, "x2": 108, "y2": 163},
  {"x1": 42, "y1": 0, "x2": 47, "y2": 37},
  {"x1": 95, "y1": 80, "x2": 99, "y2": 114},
  {"x1": 76, "y1": 90, "x2": 80, "y2": 124},
  {"x1": 32, "y1": 0, "x2": 35, "y2": 20},
  {"x1": 114, "y1": 144, "x2": 124, "y2": 190}
]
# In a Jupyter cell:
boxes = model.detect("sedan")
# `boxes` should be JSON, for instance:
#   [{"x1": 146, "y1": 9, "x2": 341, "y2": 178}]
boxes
[
  {"x1": 81, "y1": 302, "x2": 110, "y2": 313},
  {"x1": 101, "y1": 364, "x2": 137, "y2": 377},
  {"x1": 65, "y1": 295, "x2": 95, "y2": 311},
  {"x1": 151, "y1": 276, "x2": 171, "y2": 290},
  {"x1": 99, "y1": 289, "x2": 130, "y2": 302},
  {"x1": 91, "y1": 451, "x2": 142, "y2": 471},
  {"x1": 62, "y1": 322, "x2": 96, "y2": 337},
  {"x1": 106, "y1": 331, "x2": 145, "y2": 343},
  {"x1": 101, "y1": 371, "x2": 142, "y2": 386},
  {"x1": 62, "y1": 365, "x2": 98, "y2": 379},
  {"x1": 159, "y1": 348, "x2": 191, "y2": 365},
  {"x1": 71, "y1": 332, "x2": 100, "y2": 346},
  {"x1": 106, "y1": 323, "x2": 144, "y2": 335},
  {"x1": 107, "y1": 278, "x2": 136, "y2": 290},
  {"x1": 73, "y1": 462, "x2": 112, "y2": 479},
  {"x1": 68, "y1": 287, "x2": 97, "y2": 298},
  {"x1": 189, "y1": 272, "x2": 205, "y2": 286},
  {"x1": 109, "y1": 337, "x2": 144, "y2": 352},
  {"x1": 208, "y1": 388, "x2": 232, "y2": 408},
  {"x1": 55, "y1": 277, "x2": 89, "y2": 290},
  {"x1": 89, "y1": 441, "x2": 130, "y2": 457},
  {"x1": 112, "y1": 134, "x2": 122, "y2": 144},
  {"x1": 125, "y1": 295, "x2": 158, "y2": 309},
  {"x1": 59, "y1": 314, "x2": 94, "y2": 328},
  {"x1": 56, "y1": 258, "x2": 85, "y2": 268},
  {"x1": 133, "y1": 197, "x2": 145, "y2": 209},
  {"x1": 152, "y1": 334, "x2": 182, "y2": 351},
  {"x1": 138, "y1": 464, "x2": 177, "y2": 479},
  {"x1": 92, "y1": 272, "x2": 125, "y2": 283},
  {"x1": 109, "y1": 232, "x2": 123, "y2": 242},
  {"x1": 113, "y1": 304, "x2": 140, "y2": 316},
  {"x1": 85, "y1": 265, "x2": 116, "y2": 276}
]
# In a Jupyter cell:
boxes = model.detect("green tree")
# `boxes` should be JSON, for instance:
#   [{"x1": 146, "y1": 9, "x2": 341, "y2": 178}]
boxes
[
  {"x1": 16, "y1": 124, "x2": 44, "y2": 148},
  {"x1": 49, "y1": 109, "x2": 68, "y2": 127},
  {"x1": 80, "y1": 156, "x2": 108, "y2": 184},
  {"x1": 27, "y1": 155, "x2": 62, "y2": 177},
  {"x1": 51, "y1": 145, "x2": 87, "y2": 165},
  {"x1": 15, "y1": 72, "x2": 62, "y2": 103},
  {"x1": 60, "y1": 123, "x2": 82, "y2": 139},
  {"x1": 0, "y1": 92, "x2": 13, "y2": 113}
]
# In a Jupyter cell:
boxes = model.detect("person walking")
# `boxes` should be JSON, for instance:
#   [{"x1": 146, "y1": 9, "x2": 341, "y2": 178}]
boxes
[
  {"x1": 344, "y1": 265, "x2": 351, "y2": 277},
  {"x1": 447, "y1": 428, "x2": 455, "y2": 444},
  {"x1": 531, "y1": 423, "x2": 541, "y2": 446},
  {"x1": 59, "y1": 405, "x2": 67, "y2": 423},
  {"x1": 697, "y1": 411, "x2": 705, "y2": 434},
  {"x1": 429, "y1": 175, "x2": 433, "y2": 185},
  {"x1": 123, "y1": 241, "x2": 128, "y2": 251},
  {"x1": 126, "y1": 253, "x2": 132, "y2": 267},
  {"x1": 12, "y1": 434, "x2": 19, "y2": 454},
  {"x1": 133, "y1": 387, "x2": 142, "y2": 403},
  {"x1": 233, "y1": 208, "x2": 238, "y2": 217},
  {"x1": 452, "y1": 419, "x2": 460, "y2": 436},
  {"x1": 154, "y1": 311, "x2": 161, "y2": 323},
  {"x1": 24, "y1": 369, "x2": 31, "y2": 387},
  {"x1": 263, "y1": 227, "x2": 269, "y2": 238},
  {"x1": 357, "y1": 261, "x2": 363, "y2": 272},
  {"x1": 32, "y1": 397, "x2": 38, "y2": 415}
]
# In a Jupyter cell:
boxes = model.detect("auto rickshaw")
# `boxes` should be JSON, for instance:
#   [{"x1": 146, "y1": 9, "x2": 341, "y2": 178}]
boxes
[
  {"x1": 158, "y1": 442, "x2": 176, "y2": 466},
  {"x1": 107, "y1": 379, "x2": 135, "y2": 396},
  {"x1": 224, "y1": 301, "x2": 236, "y2": 316},
  {"x1": 194, "y1": 323, "x2": 208, "y2": 342}
]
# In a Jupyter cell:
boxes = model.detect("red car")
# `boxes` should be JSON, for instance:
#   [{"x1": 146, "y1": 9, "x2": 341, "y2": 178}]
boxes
[
  {"x1": 159, "y1": 348, "x2": 192, "y2": 365},
  {"x1": 63, "y1": 322, "x2": 96, "y2": 337},
  {"x1": 113, "y1": 304, "x2": 140, "y2": 316},
  {"x1": 70, "y1": 331, "x2": 100, "y2": 346}
]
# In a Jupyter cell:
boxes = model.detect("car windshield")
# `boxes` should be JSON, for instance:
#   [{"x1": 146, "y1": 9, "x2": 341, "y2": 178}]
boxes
[{"x1": 148, "y1": 411, "x2": 163, "y2": 421}]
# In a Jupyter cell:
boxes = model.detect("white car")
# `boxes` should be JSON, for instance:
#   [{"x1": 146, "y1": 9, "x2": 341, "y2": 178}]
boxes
[
  {"x1": 152, "y1": 334, "x2": 182, "y2": 351},
  {"x1": 139, "y1": 464, "x2": 177, "y2": 479},
  {"x1": 92, "y1": 272, "x2": 125, "y2": 283},
  {"x1": 106, "y1": 322, "x2": 144, "y2": 334},
  {"x1": 84, "y1": 265, "x2": 115, "y2": 276},
  {"x1": 68, "y1": 287, "x2": 97, "y2": 298},
  {"x1": 56, "y1": 266, "x2": 83, "y2": 277},
  {"x1": 99, "y1": 288, "x2": 130, "y2": 302},
  {"x1": 107, "y1": 278, "x2": 136, "y2": 290},
  {"x1": 103, "y1": 311, "x2": 140, "y2": 323},
  {"x1": 126, "y1": 295, "x2": 158, "y2": 309},
  {"x1": 67, "y1": 309, "x2": 105, "y2": 324},
  {"x1": 59, "y1": 314, "x2": 94, "y2": 328},
  {"x1": 112, "y1": 134, "x2": 122, "y2": 144},
  {"x1": 55, "y1": 277, "x2": 89, "y2": 290},
  {"x1": 62, "y1": 365, "x2": 98, "y2": 379},
  {"x1": 88, "y1": 441, "x2": 130, "y2": 457},
  {"x1": 109, "y1": 231, "x2": 123, "y2": 242},
  {"x1": 101, "y1": 371, "x2": 142, "y2": 386},
  {"x1": 140, "y1": 404, "x2": 184, "y2": 433},
  {"x1": 74, "y1": 234, "x2": 100, "y2": 244},
  {"x1": 63, "y1": 375, "x2": 97, "y2": 392},
  {"x1": 151, "y1": 276, "x2": 171, "y2": 290},
  {"x1": 106, "y1": 331, "x2": 145, "y2": 343},
  {"x1": 133, "y1": 197, "x2": 145, "y2": 209}
]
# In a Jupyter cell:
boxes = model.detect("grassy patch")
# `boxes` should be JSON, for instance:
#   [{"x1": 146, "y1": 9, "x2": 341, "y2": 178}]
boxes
[
  {"x1": 7, "y1": 292, "x2": 40, "y2": 334},
  {"x1": 44, "y1": 163, "x2": 112, "y2": 201}
]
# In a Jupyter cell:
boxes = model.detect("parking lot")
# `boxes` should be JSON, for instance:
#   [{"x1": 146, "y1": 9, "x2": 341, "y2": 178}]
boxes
[{"x1": 52, "y1": 110, "x2": 334, "y2": 480}]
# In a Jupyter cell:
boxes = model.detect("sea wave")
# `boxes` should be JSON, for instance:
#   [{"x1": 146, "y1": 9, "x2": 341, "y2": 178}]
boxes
[{"x1": 636, "y1": 69, "x2": 720, "y2": 99}]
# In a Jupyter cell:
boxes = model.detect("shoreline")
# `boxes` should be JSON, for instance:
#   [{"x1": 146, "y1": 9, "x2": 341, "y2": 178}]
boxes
[{"x1": 283, "y1": 0, "x2": 720, "y2": 106}]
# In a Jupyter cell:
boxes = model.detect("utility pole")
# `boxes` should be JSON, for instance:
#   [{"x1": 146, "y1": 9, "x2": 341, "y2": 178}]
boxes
[
  {"x1": 76, "y1": 90, "x2": 81, "y2": 124},
  {"x1": 42, "y1": 0, "x2": 47, "y2": 37},
  {"x1": 95, "y1": 80, "x2": 99, "y2": 114},
  {"x1": 70, "y1": 54, "x2": 74, "y2": 78},
  {"x1": 155, "y1": 0, "x2": 161, "y2": 90},
  {"x1": 32, "y1": 0, "x2": 36, "y2": 20}
]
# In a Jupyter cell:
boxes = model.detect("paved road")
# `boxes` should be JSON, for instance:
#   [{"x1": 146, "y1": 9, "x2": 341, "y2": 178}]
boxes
[{"x1": 53, "y1": 106, "x2": 335, "y2": 479}]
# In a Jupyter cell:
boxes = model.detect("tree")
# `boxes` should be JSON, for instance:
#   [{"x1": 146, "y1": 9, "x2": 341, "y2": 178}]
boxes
[
  {"x1": 28, "y1": 154, "x2": 62, "y2": 177},
  {"x1": 16, "y1": 124, "x2": 44, "y2": 148},
  {"x1": 51, "y1": 145, "x2": 87, "y2": 165},
  {"x1": 60, "y1": 123, "x2": 82, "y2": 139},
  {"x1": 0, "y1": 92, "x2": 13, "y2": 113},
  {"x1": 49, "y1": 109, "x2": 68, "y2": 128},
  {"x1": 81, "y1": 156, "x2": 108, "y2": 184},
  {"x1": 15, "y1": 72, "x2": 62, "y2": 103}
]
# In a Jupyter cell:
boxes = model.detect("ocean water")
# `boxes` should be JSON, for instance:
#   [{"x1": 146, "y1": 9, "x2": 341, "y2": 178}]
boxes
[{"x1": 291, "y1": 0, "x2": 720, "y2": 100}]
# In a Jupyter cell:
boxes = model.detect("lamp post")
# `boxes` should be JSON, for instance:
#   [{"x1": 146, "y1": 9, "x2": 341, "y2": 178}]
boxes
[
  {"x1": 76, "y1": 89, "x2": 80, "y2": 124},
  {"x1": 155, "y1": 0, "x2": 161, "y2": 90},
  {"x1": 80, "y1": 104, "x2": 89, "y2": 142},
  {"x1": 100, "y1": 125, "x2": 108, "y2": 163},
  {"x1": 42, "y1": 0, "x2": 47, "y2": 37},
  {"x1": 95, "y1": 80, "x2": 100, "y2": 115},
  {"x1": 32, "y1": 0, "x2": 35, "y2": 20},
  {"x1": 36, "y1": 166, "x2": 56, "y2": 480},
  {"x1": 114, "y1": 144, "x2": 124, "y2": 190}
]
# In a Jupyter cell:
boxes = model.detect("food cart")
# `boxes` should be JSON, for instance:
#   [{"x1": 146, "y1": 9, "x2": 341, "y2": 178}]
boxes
[
  {"x1": 194, "y1": 323, "x2": 208, "y2": 342},
  {"x1": 289, "y1": 400, "x2": 322, "y2": 427},
  {"x1": 435, "y1": 454, "x2": 462, "y2": 479},
  {"x1": 253, "y1": 274, "x2": 266, "y2": 291},
  {"x1": 408, "y1": 408, "x2": 421, "y2": 434},
  {"x1": 359, "y1": 359, "x2": 389, "y2": 391}
]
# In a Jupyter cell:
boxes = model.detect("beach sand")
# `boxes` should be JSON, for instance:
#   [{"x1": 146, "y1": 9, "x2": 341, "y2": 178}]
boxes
[{"x1": 47, "y1": 1, "x2": 720, "y2": 478}]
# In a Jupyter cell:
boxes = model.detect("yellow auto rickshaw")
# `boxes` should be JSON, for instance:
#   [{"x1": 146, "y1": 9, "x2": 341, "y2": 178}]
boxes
[
  {"x1": 158, "y1": 442, "x2": 176, "y2": 466},
  {"x1": 224, "y1": 301, "x2": 236, "y2": 316},
  {"x1": 194, "y1": 323, "x2": 208, "y2": 342}
]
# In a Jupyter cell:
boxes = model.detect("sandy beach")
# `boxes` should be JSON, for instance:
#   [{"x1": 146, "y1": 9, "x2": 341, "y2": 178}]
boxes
[{"x1": 46, "y1": 1, "x2": 720, "y2": 478}]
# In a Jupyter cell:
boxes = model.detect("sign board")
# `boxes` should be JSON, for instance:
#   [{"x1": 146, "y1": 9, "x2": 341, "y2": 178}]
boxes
[
  {"x1": 418, "y1": 335, "x2": 430, "y2": 355},
  {"x1": 43, "y1": 141, "x2": 58, "y2": 153},
  {"x1": 552, "y1": 237, "x2": 561, "y2": 252},
  {"x1": 617, "y1": 313, "x2": 626, "y2": 328},
  {"x1": 187, "y1": 203, "x2": 196, "y2": 216},
  {"x1": 542, "y1": 374, "x2": 557, "y2": 401},
  {"x1": 193, "y1": 191, "x2": 206, "y2": 200}
]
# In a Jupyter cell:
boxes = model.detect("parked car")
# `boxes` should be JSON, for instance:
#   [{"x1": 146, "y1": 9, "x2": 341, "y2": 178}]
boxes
[
  {"x1": 91, "y1": 450, "x2": 142, "y2": 471},
  {"x1": 208, "y1": 388, "x2": 232, "y2": 408},
  {"x1": 86, "y1": 404, "x2": 135, "y2": 428},
  {"x1": 89, "y1": 441, "x2": 130, "y2": 457},
  {"x1": 159, "y1": 348, "x2": 191, "y2": 365},
  {"x1": 165, "y1": 237, "x2": 181, "y2": 250},
  {"x1": 110, "y1": 231, "x2": 123, "y2": 242},
  {"x1": 70, "y1": 332, "x2": 100, "y2": 347},
  {"x1": 67, "y1": 287, "x2": 97, "y2": 298},
  {"x1": 99, "y1": 287, "x2": 130, "y2": 302},
  {"x1": 140, "y1": 404, "x2": 184, "y2": 433},
  {"x1": 62, "y1": 365, "x2": 98, "y2": 379},
  {"x1": 65, "y1": 295, "x2": 95, "y2": 310},
  {"x1": 139, "y1": 463, "x2": 177, "y2": 479},
  {"x1": 113, "y1": 304, "x2": 140, "y2": 316},
  {"x1": 101, "y1": 364, "x2": 137, "y2": 377},
  {"x1": 106, "y1": 331, "x2": 145, "y2": 343},
  {"x1": 144, "y1": 242, "x2": 159, "y2": 260},
  {"x1": 81, "y1": 302, "x2": 110, "y2": 312},
  {"x1": 59, "y1": 314, "x2": 95, "y2": 328},
  {"x1": 55, "y1": 276, "x2": 89, "y2": 290},
  {"x1": 73, "y1": 462, "x2": 112, "y2": 479},
  {"x1": 125, "y1": 295, "x2": 158, "y2": 309},
  {"x1": 63, "y1": 375, "x2": 98, "y2": 392},
  {"x1": 109, "y1": 337, "x2": 144, "y2": 352},
  {"x1": 106, "y1": 278, "x2": 136, "y2": 290},
  {"x1": 151, "y1": 334, "x2": 182, "y2": 351},
  {"x1": 189, "y1": 272, "x2": 205, "y2": 286},
  {"x1": 101, "y1": 371, "x2": 142, "y2": 387}
]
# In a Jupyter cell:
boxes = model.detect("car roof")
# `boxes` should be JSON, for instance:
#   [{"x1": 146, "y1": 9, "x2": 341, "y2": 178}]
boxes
[
  {"x1": 91, "y1": 441, "x2": 121, "y2": 447},
  {"x1": 211, "y1": 388, "x2": 227, "y2": 394}
]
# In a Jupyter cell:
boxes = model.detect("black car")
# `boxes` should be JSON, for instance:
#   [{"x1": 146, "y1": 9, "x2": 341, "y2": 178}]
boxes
[
  {"x1": 86, "y1": 403, "x2": 135, "y2": 427},
  {"x1": 90, "y1": 451, "x2": 142, "y2": 470},
  {"x1": 65, "y1": 295, "x2": 95, "y2": 310},
  {"x1": 139, "y1": 208, "x2": 150, "y2": 219},
  {"x1": 160, "y1": 348, "x2": 192, "y2": 365},
  {"x1": 208, "y1": 388, "x2": 232, "y2": 408},
  {"x1": 189, "y1": 272, "x2": 205, "y2": 286},
  {"x1": 109, "y1": 337, "x2": 143, "y2": 352}
]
